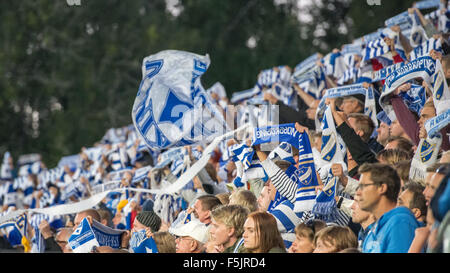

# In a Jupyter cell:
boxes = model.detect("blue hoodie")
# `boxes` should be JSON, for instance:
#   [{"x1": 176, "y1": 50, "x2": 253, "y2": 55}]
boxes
[{"x1": 362, "y1": 206, "x2": 420, "y2": 253}]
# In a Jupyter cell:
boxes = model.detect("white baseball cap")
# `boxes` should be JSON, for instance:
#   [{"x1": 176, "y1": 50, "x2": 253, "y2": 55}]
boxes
[{"x1": 169, "y1": 219, "x2": 209, "y2": 244}]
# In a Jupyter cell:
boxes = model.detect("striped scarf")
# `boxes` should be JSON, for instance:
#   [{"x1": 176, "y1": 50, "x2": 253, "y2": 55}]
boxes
[
  {"x1": 432, "y1": 59, "x2": 450, "y2": 115},
  {"x1": 409, "y1": 38, "x2": 442, "y2": 61}
]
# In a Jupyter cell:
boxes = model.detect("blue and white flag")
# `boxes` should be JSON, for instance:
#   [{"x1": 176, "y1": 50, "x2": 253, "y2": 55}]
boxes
[
  {"x1": 68, "y1": 217, "x2": 99, "y2": 253},
  {"x1": 68, "y1": 218, "x2": 124, "y2": 253},
  {"x1": 432, "y1": 59, "x2": 450, "y2": 115},
  {"x1": 130, "y1": 230, "x2": 159, "y2": 253},
  {"x1": 132, "y1": 50, "x2": 229, "y2": 151}
]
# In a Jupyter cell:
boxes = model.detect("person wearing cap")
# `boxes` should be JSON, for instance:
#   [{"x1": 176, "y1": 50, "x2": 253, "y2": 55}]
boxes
[
  {"x1": 94, "y1": 210, "x2": 162, "y2": 253},
  {"x1": 132, "y1": 210, "x2": 162, "y2": 234},
  {"x1": 169, "y1": 220, "x2": 209, "y2": 253}
]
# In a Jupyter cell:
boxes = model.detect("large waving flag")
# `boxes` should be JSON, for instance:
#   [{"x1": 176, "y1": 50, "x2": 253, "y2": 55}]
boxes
[{"x1": 132, "y1": 50, "x2": 229, "y2": 151}]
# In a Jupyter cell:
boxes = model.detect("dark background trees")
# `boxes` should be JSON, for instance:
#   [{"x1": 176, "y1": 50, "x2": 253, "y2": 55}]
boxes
[{"x1": 0, "y1": 0, "x2": 415, "y2": 167}]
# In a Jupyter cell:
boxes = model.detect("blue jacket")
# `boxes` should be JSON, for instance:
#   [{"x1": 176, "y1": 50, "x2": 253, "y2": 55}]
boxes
[{"x1": 362, "y1": 206, "x2": 420, "y2": 253}]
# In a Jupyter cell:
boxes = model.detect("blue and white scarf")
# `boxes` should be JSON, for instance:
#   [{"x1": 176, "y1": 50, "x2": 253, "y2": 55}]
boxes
[
  {"x1": 0, "y1": 212, "x2": 28, "y2": 249},
  {"x1": 294, "y1": 53, "x2": 320, "y2": 75},
  {"x1": 362, "y1": 37, "x2": 390, "y2": 62},
  {"x1": 409, "y1": 10, "x2": 428, "y2": 48},
  {"x1": 230, "y1": 87, "x2": 260, "y2": 104},
  {"x1": 410, "y1": 136, "x2": 442, "y2": 182},
  {"x1": 313, "y1": 106, "x2": 347, "y2": 222},
  {"x1": 425, "y1": 108, "x2": 450, "y2": 138},
  {"x1": 409, "y1": 38, "x2": 442, "y2": 61},
  {"x1": 132, "y1": 50, "x2": 228, "y2": 151},
  {"x1": 251, "y1": 123, "x2": 320, "y2": 213},
  {"x1": 206, "y1": 82, "x2": 227, "y2": 100},
  {"x1": 398, "y1": 84, "x2": 427, "y2": 115},
  {"x1": 381, "y1": 56, "x2": 436, "y2": 102},
  {"x1": 414, "y1": 0, "x2": 441, "y2": 10},
  {"x1": 432, "y1": 59, "x2": 450, "y2": 115},
  {"x1": 130, "y1": 230, "x2": 158, "y2": 253}
]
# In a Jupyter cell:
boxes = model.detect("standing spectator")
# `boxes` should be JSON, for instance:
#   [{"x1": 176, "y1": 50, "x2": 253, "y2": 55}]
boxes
[{"x1": 357, "y1": 163, "x2": 420, "y2": 253}]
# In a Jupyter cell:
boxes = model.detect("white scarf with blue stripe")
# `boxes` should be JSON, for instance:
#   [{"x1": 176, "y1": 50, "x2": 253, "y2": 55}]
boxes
[{"x1": 432, "y1": 59, "x2": 450, "y2": 115}]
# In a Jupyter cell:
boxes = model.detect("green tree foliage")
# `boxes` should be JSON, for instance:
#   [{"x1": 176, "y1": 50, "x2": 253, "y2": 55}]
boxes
[{"x1": 0, "y1": 0, "x2": 422, "y2": 168}]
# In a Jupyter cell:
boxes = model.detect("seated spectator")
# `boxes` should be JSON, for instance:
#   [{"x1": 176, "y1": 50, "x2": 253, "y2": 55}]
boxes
[
  {"x1": 229, "y1": 189, "x2": 258, "y2": 213},
  {"x1": 242, "y1": 211, "x2": 286, "y2": 253},
  {"x1": 398, "y1": 182, "x2": 427, "y2": 225},
  {"x1": 313, "y1": 226, "x2": 358, "y2": 253},
  {"x1": 170, "y1": 220, "x2": 209, "y2": 253},
  {"x1": 288, "y1": 219, "x2": 326, "y2": 253},
  {"x1": 209, "y1": 204, "x2": 249, "y2": 253}
]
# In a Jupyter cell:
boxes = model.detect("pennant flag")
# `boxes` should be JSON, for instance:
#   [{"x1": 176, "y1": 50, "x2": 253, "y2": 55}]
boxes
[
  {"x1": 132, "y1": 50, "x2": 229, "y2": 151},
  {"x1": 431, "y1": 59, "x2": 450, "y2": 115},
  {"x1": 68, "y1": 218, "x2": 124, "y2": 253},
  {"x1": 68, "y1": 218, "x2": 99, "y2": 253},
  {"x1": 130, "y1": 230, "x2": 158, "y2": 253}
]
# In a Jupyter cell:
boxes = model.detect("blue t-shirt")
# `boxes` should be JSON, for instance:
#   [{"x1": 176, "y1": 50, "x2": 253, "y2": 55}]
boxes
[{"x1": 362, "y1": 206, "x2": 420, "y2": 253}]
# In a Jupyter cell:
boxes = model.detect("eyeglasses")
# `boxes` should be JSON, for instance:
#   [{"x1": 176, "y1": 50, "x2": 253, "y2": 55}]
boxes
[{"x1": 356, "y1": 182, "x2": 379, "y2": 191}]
